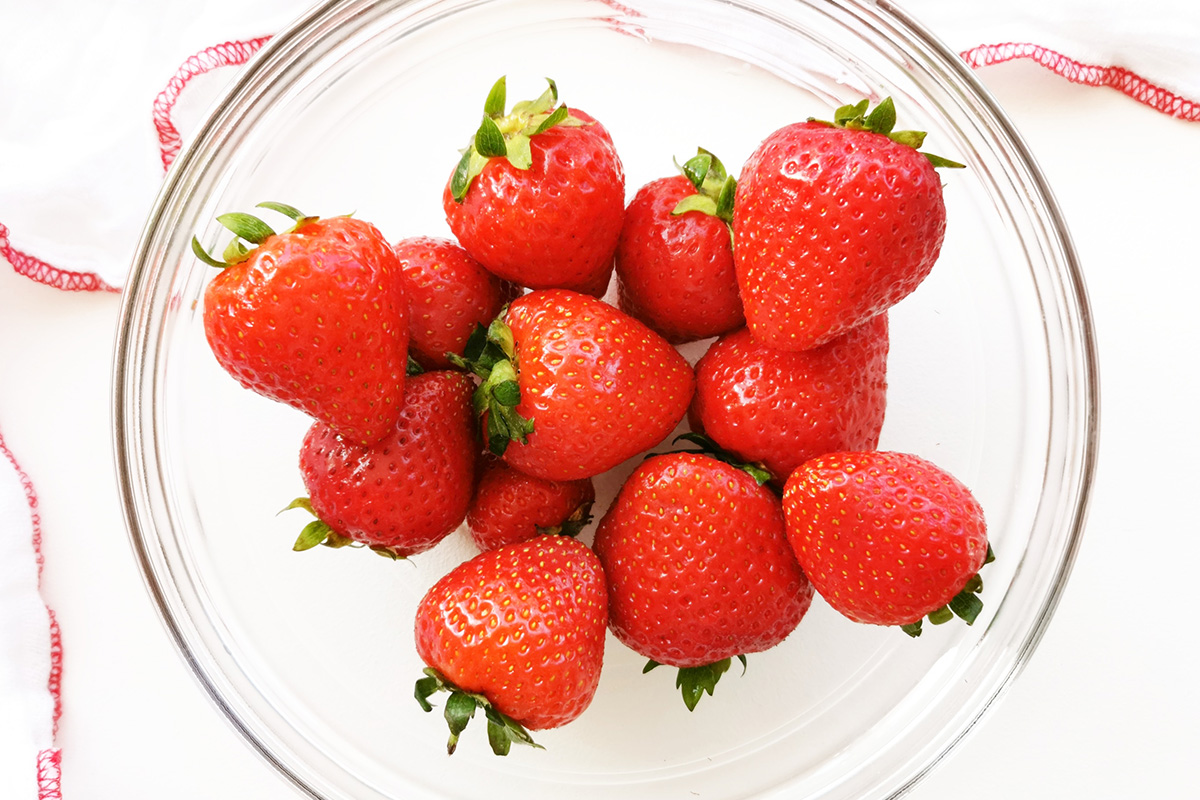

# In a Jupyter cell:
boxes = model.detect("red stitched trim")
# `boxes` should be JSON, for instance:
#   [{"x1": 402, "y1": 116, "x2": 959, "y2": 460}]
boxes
[
  {"x1": 152, "y1": 36, "x2": 273, "y2": 172},
  {"x1": 961, "y1": 42, "x2": 1200, "y2": 122},
  {"x1": 0, "y1": 430, "x2": 64, "y2": 737},
  {"x1": 37, "y1": 749, "x2": 62, "y2": 800},
  {"x1": 0, "y1": 222, "x2": 118, "y2": 293}
]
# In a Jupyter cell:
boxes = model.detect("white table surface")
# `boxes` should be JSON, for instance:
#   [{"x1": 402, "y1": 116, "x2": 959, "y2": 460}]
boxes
[{"x1": 1, "y1": 58, "x2": 1197, "y2": 798}]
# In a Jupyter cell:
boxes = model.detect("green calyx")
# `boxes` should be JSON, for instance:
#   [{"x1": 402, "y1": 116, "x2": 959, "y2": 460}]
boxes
[
  {"x1": 900, "y1": 542, "x2": 996, "y2": 637},
  {"x1": 191, "y1": 201, "x2": 318, "y2": 268},
  {"x1": 666, "y1": 432, "x2": 776, "y2": 488},
  {"x1": 447, "y1": 314, "x2": 534, "y2": 457},
  {"x1": 644, "y1": 655, "x2": 748, "y2": 712},
  {"x1": 809, "y1": 97, "x2": 966, "y2": 170},
  {"x1": 280, "y1": 497, "x2": 406, "y2": 561},
  {"x1": 449, "y1": 75, "x2": 588, "y2": 202},
  {"x1": 671, "y1": 147, "x2": 738, "y2": 226},
  {"x1": 414, "y1": 667, "x2": 543, "y2": 756},
  {"x1": 535, "y1": 498, "x2": 595, "y2": 538}
]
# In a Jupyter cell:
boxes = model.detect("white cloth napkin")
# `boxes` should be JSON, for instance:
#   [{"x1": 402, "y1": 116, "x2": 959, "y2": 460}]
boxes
[{"x1": 0, "y1": 1, "x2": 1197, "y2": 798}]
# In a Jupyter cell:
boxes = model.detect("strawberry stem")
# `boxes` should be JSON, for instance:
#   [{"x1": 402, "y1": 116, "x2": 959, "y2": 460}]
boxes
[
  {"x1": 280, "y1": 496, "x2": 403, "y2": 558},
  {"x1": 809, "y1": 97, "x2": 965, "y2": 169},
  {"x1": 672, "y1": 147, "x2": 738, "y2": 226},
  {"x1": 449, "y1": 76, "x2": 589, "y2": 202},
  {"x1": 900, "y1": 542, "x2": 995, "y2": 637},
  {"x1": 414, "y1": 667, "x2": 543, "y2": 756},
  {"x1": 447, "y1": 316, "x2": 535, "y2": 456},
  {"x1": 644, "y1": 655, "x2": 748, "y2": 711},
  {"x1": 665, "y1": 433, "x2": 775, "y2": 487}
]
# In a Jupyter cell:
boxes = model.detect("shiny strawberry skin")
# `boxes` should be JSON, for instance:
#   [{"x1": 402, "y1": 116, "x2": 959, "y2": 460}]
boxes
[
  {"x1": 414, "y1": 536, "x2": 608, "y2": 730},
  {"x1": 443, "y1": 110, "x2": 624, "y2": 295},
  {"x1": 466, "y1": 459, "x2": 595, "y2": 552},
  {"x1": 299, "y1": 371, "x2": 477, "y2": 556},
  {"x1": 394, "y1": 236, "x2": 520, "y2": 370},
  {"x1": 782, "y1": 451, "x2": 988, "y2": 626},
  {"x1": 733, "y1": 121, "x2": 946, "y2": 351},
  {"x1": 593, "y1": 453, "x2": 814, "y2": 668},
  {"x1": 501, "y1": 290, "x2": 695, "y2": 481},
  {"x1": 689, "y1": 316, "x2": 889, "y2": 484},
  {"x1": 615, "y1": 175, "x2": 743, "y2": 344},
  {"x1": 203, "y1": 216, "x2": 409, "y2": 445}
]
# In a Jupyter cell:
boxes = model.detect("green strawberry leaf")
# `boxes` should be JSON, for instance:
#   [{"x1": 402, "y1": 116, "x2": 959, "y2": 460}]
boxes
[
  {"x1": 532, "y1": 103, "x2": 570, "y2": 136},
  {"x1": 414, "y1": 667, "x2": 542, "y2": 756},
  {"x1": 666, "y1": 432, "x2": 776, "y2": 487},
  {"x1": 505, "y1": 133, "x2": 534, "y2": 170},
  {"x1": 216, "y1": 212, "x2": 275, "y2": 245},
  {"x1": 901, "y1": 621, "x2": 923, "y2": 638},
  {"x1": 672, "y1": 194, "x2": 719, "y2": 217},
  {"x1": 863, "y1": 96, "x2": 897, "y2": 134},
  {"x1": 888, "y1": 129, "x2": 927, "y2": 149},
  {"x1": 255, "y1": 201, "x2": 309, "y2": 223},
  {"x1": 681, "y1": 152, "x2": 713, "y2": 190},
  {"x1": 483, "y1": 75, "x2": 507, "y2": 117},
  {"x1": 293, "y1": 519, "x2": 334, "y2": 551},
  {"x1": 279, "y1": 496, "x2": 315, "y2": 516},
  {"x1": 923, "y1": 152, "x2": 966, "y2": 169},
  {"x1": 672, "y1": 656, "x2": 746, "y2": 712},
  {"x1": 191, "y1": 236, "x2": 228, "y2": 268},
  {"x1": 474, "y1": 116, "x2": 508, "y2": 158}
]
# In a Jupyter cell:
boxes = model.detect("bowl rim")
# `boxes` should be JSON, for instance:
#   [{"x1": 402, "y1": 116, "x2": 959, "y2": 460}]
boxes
[{"x1": 112, "y1": 0, "x2": 1100, "y2": 797}]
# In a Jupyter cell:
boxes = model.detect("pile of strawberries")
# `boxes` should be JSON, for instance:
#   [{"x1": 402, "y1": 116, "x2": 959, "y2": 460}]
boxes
[{"x1": 195, "y1": 77, "x2": 992, "y2": 756}]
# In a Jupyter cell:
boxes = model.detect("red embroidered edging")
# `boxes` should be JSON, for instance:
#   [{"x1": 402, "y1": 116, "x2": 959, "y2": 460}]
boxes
[
  {"x1": 0, "y1": 222, "x2": 118, "y2": 293},
  {"x1": 37, "y1": 749, "x2": 62, "y2": 800},
  {"x1": 961, "y1": 42, "x2": 1200, "y2": 122},
  {"x1": 0, "y1": 429, "x2": 65, "y2": 792},
  {"x1": 152, "y1": 36, "x2": 273, "y2": 172}
]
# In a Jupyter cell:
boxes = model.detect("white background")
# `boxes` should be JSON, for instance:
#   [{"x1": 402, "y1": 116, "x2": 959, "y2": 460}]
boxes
[{"x1": 1, "y1": 57, "x2": 1197, "y2": 800}]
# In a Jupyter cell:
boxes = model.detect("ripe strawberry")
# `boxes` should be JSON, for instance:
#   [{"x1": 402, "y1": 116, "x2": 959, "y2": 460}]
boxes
[
  {"x1": 393, "y1": 236, "x2": 520, "y2": 370},
  {"x1": 615, "y1": 149, "x2": 743, "y2": 343},
  {"x1": 689, "y1": 315, "x2": 889, "y2": 484},
  {"x1": 413, "y1": 536, "x2": 608, "y2": 754},
  {"x1": 782, "y1": 451, "x2": 992, "y2": 636},
  {"x1": 466, "y1": 458, "x2": 595, "y2": 552},
  {"x1": 452, "y1": 289, "x2": 694, "y2": 481},
  {"x1": 287, "y1": 370, "x2": 477, "y2": 558},
  {"x1": 443, "y1": 76, "x2": 625, "y2": 295},
  {"x1": 593, "y1": 451, "x2": 813, "y2": 710},
  {"x1": 733, "y1": 98, "x2": 963, "y2": 351},
  {"x1": 197, "y1": 203, "x2": 409, "y2": 446}
]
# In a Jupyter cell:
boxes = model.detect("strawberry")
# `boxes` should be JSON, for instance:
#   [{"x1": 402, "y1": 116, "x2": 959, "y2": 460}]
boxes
[
  {"x1": 413, "y1": 536, "x2": 608, "y2": 754},
  {"x1": 286, "y1": 370, "x2": 477, "y2": 559},
  {"x1": 466, "y1": 458, "x2": 595, "y2": 552},
  {"x1": 442, "y1": 76, "x2": 625, "y2": 295},
  {"x1": 593, "y1": 450, "x2": 813, "y2": 710},
  {"x1": 782, "y1": 451, "x2": 992, "y2": 637},
  {"x1": 451, "y1": 289, "x2": 695, "y2": 481},
  {"x1": 615, "y1": 149, "x2": 743, "y2": 343},
  {"x1": 733, "y1": 98, "x2": 963, "y2": 351},
  {"x1": 689, "y1": 315, "x2": 889, "y2": 484},
  {"x1": 393, "y1": 236, "x2": 521, "y2": 370},
  {"x1": 196, "y1": 203, "x2": 409, "y2": 445}
]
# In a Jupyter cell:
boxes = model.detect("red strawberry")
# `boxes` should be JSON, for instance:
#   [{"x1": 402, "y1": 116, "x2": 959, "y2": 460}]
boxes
[
  {"x1": 287, "y1": 370, "x2": 477, "y2": 558},
  {"x1": 197, "y1": 203, "x2": 409, "y2": 445},
  {"x1": 733, "y1": 98, "x2": 962, "y2": 351},
  {"x1": 393, "y1": 236, "x2": 520, "y2": 370},
  {"x1": 466, "y1": 459, "x2": 595, "y2": 552},
  {"x1": 414, "y1": 536, "x2": 608, "y2": 754},
  {"x1": 593, "y1": 451, "x2": 813, "y2": 710},
  {"x1": 615, "y1": 150, "x2": 743, "y2": 343},
  {"x1": 443, "y1": 76, "x2": 624, "y2": 295},
  {"x1": 453, "y1": 289, "x2": 694, "y2": 481},
  {"x1": 782, "y1": 451, "x2": 992, "y2": 636},
  {"x1": 689, "y1": 316, "x2": 889, "y2": 484}
]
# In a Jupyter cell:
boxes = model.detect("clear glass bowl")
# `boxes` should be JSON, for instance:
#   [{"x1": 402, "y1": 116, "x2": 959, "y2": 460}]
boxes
[{"x1": 113, "y1": 1, "x2": 1098, "y2": 798}]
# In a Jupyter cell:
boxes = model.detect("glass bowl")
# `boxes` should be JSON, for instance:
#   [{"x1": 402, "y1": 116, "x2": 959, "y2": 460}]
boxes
[{"x1": 113, "y1": 0, "x2": 1098, "y2": 798}]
